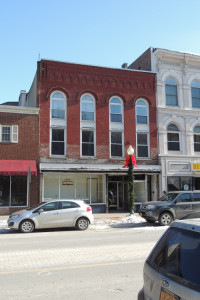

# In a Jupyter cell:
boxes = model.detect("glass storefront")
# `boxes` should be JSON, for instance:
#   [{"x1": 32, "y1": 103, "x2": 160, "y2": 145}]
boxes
[
  {"x1": 43, "y1": 173, "x2": 106, "y2": 204},
  {"x1": 167, "y1": 176, "x2": 200, "y2": 191},
  {"x1": 0, "y1": 176, "x2": 27, "y2": 207}
]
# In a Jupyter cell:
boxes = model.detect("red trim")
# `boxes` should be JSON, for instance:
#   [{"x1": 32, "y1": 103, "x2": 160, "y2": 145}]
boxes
[{"x1": 0, "y1": 160, "x2": 37, "y2": 176}]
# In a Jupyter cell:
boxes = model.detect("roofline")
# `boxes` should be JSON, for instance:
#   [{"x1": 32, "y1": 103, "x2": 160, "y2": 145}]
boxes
[
  {"x1": 0, "y1": 105, "x2": 39, "y2": 115},
  {"x1": 38, "y1": 58, "x2": 156, "y2": 75},
  {"x1": 153, "y1": 47, "x2": 200, "y2": 58}
]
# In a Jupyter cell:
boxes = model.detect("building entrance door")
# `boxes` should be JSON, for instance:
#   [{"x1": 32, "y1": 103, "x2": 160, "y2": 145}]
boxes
[{"x1": 108, "y1": 182, "x2": 128, "y2": 210}]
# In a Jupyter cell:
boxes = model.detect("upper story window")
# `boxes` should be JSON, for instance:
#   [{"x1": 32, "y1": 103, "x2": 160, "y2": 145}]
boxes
[
  {"x1": 51, "y1": 92, "x2": 66, "y2": 119},
  {"x1": 0, "y1": 125, "x2": 18, "y2": 143},
  {"x1": 165, "y1": 77, "x2": 178, "y2": 106},
  {"x1": 81, "y1": 94, "x2": 95, "y2": 121},
  {"x1": 191, "y1": 80, "x2": 200, "y2": 108},
  {"x1": 136, "y1": 100, "x2": 148, "y2": 124},
  {"x1": 109, "y1": 97, "x2": 123, "y2": 123},
  {"x1": 51, "y1": 128, "x2": 65, "y2": 156},
  {"x1": 194, "y1": 126, "x2": 200, "y2": 152},
  {"x1": 167, "y1": 124, "x2": 180, "y2": 151}
]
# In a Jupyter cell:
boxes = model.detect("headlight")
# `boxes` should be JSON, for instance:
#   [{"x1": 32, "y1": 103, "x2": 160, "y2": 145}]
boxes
[
  {"x1": 146, "y1": 204, "x2": 156, "y2": 210},
  {"x1": 11, "y1": 212, "x2": 23, "y2": 219}
]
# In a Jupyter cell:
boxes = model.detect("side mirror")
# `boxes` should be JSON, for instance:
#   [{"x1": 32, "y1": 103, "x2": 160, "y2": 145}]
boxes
[{"x1": 39, "y1": 208, "x2": 44, "y2": 214}]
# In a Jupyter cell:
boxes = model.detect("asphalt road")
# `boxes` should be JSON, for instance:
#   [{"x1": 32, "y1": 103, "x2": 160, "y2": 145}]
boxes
[{"x1": 0, "y1": 225, "x2": 167, "y2": 300}]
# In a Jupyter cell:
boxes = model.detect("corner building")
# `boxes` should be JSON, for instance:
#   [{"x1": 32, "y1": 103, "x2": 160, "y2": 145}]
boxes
[{"x1": 25, "y1": 59, "x2": 159, "y2": 212}]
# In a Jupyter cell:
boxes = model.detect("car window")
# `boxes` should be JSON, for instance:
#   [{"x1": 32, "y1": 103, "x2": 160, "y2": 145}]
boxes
[
  {"x1": 147, "y1": 227, "x2": 200, "y2": 292},
  {"x1": 176, "y1": 193, "x2": 192, "y2": 203},
  {"x1": 40, "y1": 202, "x2": 61, "y2": 212},
  {"x1": 159, "y1": 193, "x2": 178, "y2": 202},
  {"x1": 193, "y1": 193, "x2": 200, "y2": 202},
  {"x1": 61, "y1": 201, "x2": 80, "y2": 209}
]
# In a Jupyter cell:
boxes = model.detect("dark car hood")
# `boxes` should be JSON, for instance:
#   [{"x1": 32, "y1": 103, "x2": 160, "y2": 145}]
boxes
[{"x1": 141, "y1": 201, "x2": 171, "y2": 206}]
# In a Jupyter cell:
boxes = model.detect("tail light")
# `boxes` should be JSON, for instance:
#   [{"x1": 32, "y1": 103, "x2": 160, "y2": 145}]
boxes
[{"x1": 86, "y1": 206, "x2": 92, "y2": 212}]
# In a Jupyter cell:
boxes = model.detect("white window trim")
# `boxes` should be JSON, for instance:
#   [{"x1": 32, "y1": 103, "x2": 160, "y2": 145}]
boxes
[
  {"x1": 50, "y1": 127, "x2": 66, "y2": 157},
  {"x1": 136, "y1": 132, "x2": 150, "y2": 159},
  {"x1": 136, "y1": 99, "x2": 149, "y2": 126},
  {"x1": 0, "y1": 125, "x2": 18, "y2": 143},
  {"x1": 81, "y1": 128, "x2": 96, "y2": 158},
  {"x1": 50, "y1": 91, "x2": 66, "y2": 121},
  {"x1": 167, "y1": 130, "x2": 180, "y2": 152},
  {"x1": 109, "y1": 97, "x2": 124, "y2": 125},
  {"x1": 110, "y1": 130, "x2": 124, "y2": 158}
]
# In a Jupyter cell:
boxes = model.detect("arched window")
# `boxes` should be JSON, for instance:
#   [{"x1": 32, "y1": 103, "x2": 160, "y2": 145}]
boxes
[
  {"x1": 51, "y1": 92, "x2": 66, "y2": 119},
  {"x1": 191, "y1": 80, "x2": 200, "y2": 108},
  {"x1": 109, "y1": 97, "x2": 124, "y2": 157},
  {"x1": 50, "y1": 91, "x2": 66, "y2": 156},
  {"x1": 167, "y1": 124, "x2": 180, "y2": 151},
  {"x1": 109, "y1": 97, "x2": 123, "y2": 123},
  {"x1": 136, "y1": 99, "x2": 148, "y2": 124},
  {"x1": 194, "y1": 126, "x2": 200, "y2": 152},
  {"x1": 81, "y1": 94, "x2": 95, "y2": 121},
  {"x1": 165, "y1": 77, "x2": 178, "y2": 106},
  {"x1": 80, "y1": 94, "x2": 96, "y2": 157}
]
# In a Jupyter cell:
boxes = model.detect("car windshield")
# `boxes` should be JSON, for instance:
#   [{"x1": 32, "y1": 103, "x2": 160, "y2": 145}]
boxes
[
  {"x1": 159, "y1": 193, "x2": 178, "y2": 202},
  {"x1": 27, "y1": 202, "x2": 46, "y2": 210}
]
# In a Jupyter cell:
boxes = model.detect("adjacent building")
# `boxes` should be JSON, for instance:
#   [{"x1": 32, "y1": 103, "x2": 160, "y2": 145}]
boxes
[
  {"x1": 129, "y1": 48, "x2": 200, "y2": 195},
  {"x1": 0, "y1": 104, "x2": 39, "y2": 215},
  {"x1": 21, "y1": 59, "x2": 159, "y2": 212}
]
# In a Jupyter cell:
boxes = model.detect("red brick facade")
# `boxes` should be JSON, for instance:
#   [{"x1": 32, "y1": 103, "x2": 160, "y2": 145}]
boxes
[{"x1": 37, "y1": 60, "x2": 158, "y2": 164}]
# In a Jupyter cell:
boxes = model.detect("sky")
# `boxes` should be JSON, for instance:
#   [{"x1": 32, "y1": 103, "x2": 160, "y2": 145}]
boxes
[{"x1": 1, "y1": 0, "x2": 200, "y2": 104}]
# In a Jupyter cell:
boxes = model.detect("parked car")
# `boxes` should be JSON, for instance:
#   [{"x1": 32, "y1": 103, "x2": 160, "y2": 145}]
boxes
[
  {"x1": 138, "y1": 219, "x2": 200, "y2": 300},
  {"x1": 139, "y1": 191, "x2": 200, "y2": 226},
  {"x1": 7, "y1": 199, "x2": 94, "y2": 233}
]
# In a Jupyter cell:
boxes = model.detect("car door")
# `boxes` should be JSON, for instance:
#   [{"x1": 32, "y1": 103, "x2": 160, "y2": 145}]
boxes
[
  {"x1": 59, "y1": 201, "x2": 80, "y2": 226},
  {"x1": 34, "y1": 201, "x2": 63, "y2": 228},
  {"x1": 174, "y1": 193, "x2": 193, "y2": 219},
  {"x1": 191, "y1": 192, "x2": 200, "y2": 216}
]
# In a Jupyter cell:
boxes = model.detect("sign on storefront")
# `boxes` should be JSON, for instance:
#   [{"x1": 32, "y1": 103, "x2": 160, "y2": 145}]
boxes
[{"x1": 192, "y1": 163, "x2": 200, "y2": 171}]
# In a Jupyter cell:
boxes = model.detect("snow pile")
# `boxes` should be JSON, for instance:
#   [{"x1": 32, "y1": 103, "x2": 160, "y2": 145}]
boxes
[{"x1": 0, "y1": 220, "x2": 7, "y2": 228}]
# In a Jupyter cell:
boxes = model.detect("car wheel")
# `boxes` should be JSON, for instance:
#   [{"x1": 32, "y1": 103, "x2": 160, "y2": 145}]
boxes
[
  {"x1": 19, "y1": 220, "x2": 35, "y2": 233},
  {"x1": 159, "y1": 212, "x2": 173, "y2": 226},
  {"x1": 76, "y1": 217, "x2": 89, "y2": 230}
]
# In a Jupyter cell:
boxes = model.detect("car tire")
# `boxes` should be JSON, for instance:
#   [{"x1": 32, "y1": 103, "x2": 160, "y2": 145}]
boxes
[
  {"x1": 19, "y1": 220, "x2": 35, "y2": 233},
  {"x1": 159, "y1": 212, "x2": 173, "y2": 226},
  {"x1": 76, "y1": 217, "x2": 89, "y2": 230}
]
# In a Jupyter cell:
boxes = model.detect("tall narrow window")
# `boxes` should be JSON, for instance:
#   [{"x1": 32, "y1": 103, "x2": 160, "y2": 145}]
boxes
[
  {"x1": 51, "y1": 92, "x2": 66, "y2": 119},
  {"x1": 191, "y1": 80, "x2": 200, "y2": 108},
  {"x1": 110, "y1": 97, "x2": 122, "y2": 123},
  {"x1": 51, "y1": 128, "x2": 65, "y2": 155},
  {"x1": 137, "y1": 133, "x2": 148, "y2": 157},
  {"x1": 2, "y1": 126, "x2": 11, "y2": 142},
  {"x1": 111, "y1": 132, "x2": 122, "y2": 157},
  {"x1": 80, "y1": 94, "x2": 96, "y2": 157},
  {"x1": 136, "y1": 100, "x2": 148, "y2": 124},
  {"x1": 81, "y1": 94, "x2": 94, "y2": 121},
  {"x1": 167, "y1": 124, "x2": 180, "y2": 151},
  {"x1": 165, "y1": 77, "x2": 178, "y2": 106},
  {"x1": 194, "y1": 126, "x2": 200, "y2": 152},
  {"x1": 82, "y1": 130, "x2": 94, "y2": 156}
]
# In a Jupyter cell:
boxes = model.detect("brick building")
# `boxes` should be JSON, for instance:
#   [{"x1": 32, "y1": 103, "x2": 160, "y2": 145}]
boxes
[
  {"x1": 0, "y1": 105, "x2": 39, "y2": 215},
  {"x1": 23, "y1": 59, "x2": 159, "y2": 212}
]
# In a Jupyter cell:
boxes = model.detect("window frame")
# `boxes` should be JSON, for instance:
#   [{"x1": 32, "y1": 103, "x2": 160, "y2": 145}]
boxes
[
  {"x1": 136, "y1": 132, "x2": 149, "y2": 158},
  {"x1": 80, "y1": 94, "x2": 95, "y2": 122},
  {"x1": 50, "y1": 92, "x2": 66, "y2": 120},
  {"x1": 165, "y1": 77, "x2": 178, "y2": 106},
  {"x1": 110, "y1": 131, "x2": 123, "y2": 158},
  {"x1": 109, "y1": 97, "x2": 123, "y2": 124},
  {"x1": 136, "y1": 99, "x2": 148, "y2": 125},
  {"x1": 51, "y1": 127, "x2": 66, "y2": 157},
  {"x1": 167, "y1": 124, "x2": 180, "y2": 152},
  {"x1": 194, "y1": 126, "x2": 200, "y2": 152},
  {"x1": 191, "y1": 80, "x2": 200, "y2": 108},
  {"x1": 81, "y1": 129, "x2": 95, "y2": 157}
]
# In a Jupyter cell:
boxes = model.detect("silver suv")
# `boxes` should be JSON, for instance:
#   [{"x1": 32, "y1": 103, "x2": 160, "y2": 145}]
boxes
[
  {"x1": 139, "y1": 191, "x2": 200, "y2": 226},
  {"x1": 138, "y1": 219, "x2": 200, "y2": 300}
]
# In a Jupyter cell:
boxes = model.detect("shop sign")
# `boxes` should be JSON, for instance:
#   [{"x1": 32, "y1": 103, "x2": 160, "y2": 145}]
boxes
[
  {"x1": 192, "y1": 163, "x2": 200, "y2": 171},
  {"x1": 62, "y1": 179, "x2": 74, "y2": 185}
]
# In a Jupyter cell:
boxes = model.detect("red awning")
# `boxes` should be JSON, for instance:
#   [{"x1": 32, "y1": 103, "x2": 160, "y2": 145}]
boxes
[{"x1": 0, "y1": 160, "x2": 37, "y2": 176}]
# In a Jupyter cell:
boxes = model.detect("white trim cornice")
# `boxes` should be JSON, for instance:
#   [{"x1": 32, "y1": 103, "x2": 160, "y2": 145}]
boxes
[{"x1": 0, "y1": 105, "x2": 39, "y2": 115}]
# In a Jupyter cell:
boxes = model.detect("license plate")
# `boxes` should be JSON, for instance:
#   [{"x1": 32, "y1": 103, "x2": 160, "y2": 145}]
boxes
[{"x1": 160, "y1": 287, "x2": 180, "y2": 300}]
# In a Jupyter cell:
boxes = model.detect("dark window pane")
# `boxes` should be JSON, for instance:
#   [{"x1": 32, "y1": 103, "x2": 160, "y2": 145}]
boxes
[
  {"x1": 137, "y1": 145, "x2": 148, "y2": 157},
  {"x1": 137, "y1": 134, "x2": 147, "y2": 144},
  {"x1": 195, "y1": 178, "x2": 200, "y2": 190},
  {"x1": 194, "y1": 135, "x2": 200, "y2": 142},
  {"x1": 82, "y1": 131, "x2": 94, "y2": 143},
  {"x1": 0, "y1": 176, "x2": 10, "y2": 206},
  {"x1": 167, "y1": 124, "x2": 179, "y2": 131},
  {"x1": 137, "y1": 116, "x2": 147, "y2": 124},
  {"x1": 82, "y1": 143, "x2": 94, "y2": 156},
  {"x1": 194, "y1": 144, "x2": 200, "y2": 152},
  {"x1": 2, "y1": 127, "x2": 11, "y2": 141},
  {"x1": 111, "y1": 114, "x2": 122, "y2": 123},
  {"x1": 168, "y1": 142, "x2": 180, "y2": 151},
  {"x1": 111, "y1": 132, "x2": 122, "y2": 143},
  {"x1": 52, "y1": 129, "x2": 64, "y2": 141},
  {"x1": 82, "y1": 111, "x2": 94, "y2": 121},
  {"x1": 52, "y1": 142, "x2": 64, "y2": 155},
  {"x1": 11, "y1": 176, "x2": 27, "y2": 206},
  {"x1": 111, "y1": 144, "x2": 122, "y2": 157},
  {"x1": 194, "y1": 193, "x2": 200, "y2": 201},
  {"x1": 167, "y1": 133, "x2": 179, "y2": 141}
]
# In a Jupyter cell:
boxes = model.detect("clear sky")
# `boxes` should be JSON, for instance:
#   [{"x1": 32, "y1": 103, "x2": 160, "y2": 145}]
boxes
[{"x1": 1, "y1": 0, "x2": 200, "y2": 104}]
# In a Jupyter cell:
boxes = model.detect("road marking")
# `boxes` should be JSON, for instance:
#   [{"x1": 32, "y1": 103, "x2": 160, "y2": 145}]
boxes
[{"x1": 0, "y1": 259, "x2": 145, "y2": 275}]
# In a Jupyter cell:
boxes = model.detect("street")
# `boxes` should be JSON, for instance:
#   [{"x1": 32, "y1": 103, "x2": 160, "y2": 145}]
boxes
[{"x1": 0, "y1": 224, "x2": 167, "y2": 300}]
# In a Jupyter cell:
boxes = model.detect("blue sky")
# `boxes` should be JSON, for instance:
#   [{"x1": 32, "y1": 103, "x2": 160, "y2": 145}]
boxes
[{"x1": 1, "y1": 0, "x2": 200, "y2": 104}]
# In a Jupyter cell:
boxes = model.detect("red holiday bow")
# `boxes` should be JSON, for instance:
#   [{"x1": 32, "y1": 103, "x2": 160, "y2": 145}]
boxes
[{"x1": 122, "y1": 154, "x2": 138, "y2": 168}]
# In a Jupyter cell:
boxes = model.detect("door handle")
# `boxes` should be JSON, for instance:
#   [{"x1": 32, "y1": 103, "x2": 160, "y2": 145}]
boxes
[{"x1": 162, "y1": 279, "x2": 169, "y2": 288}]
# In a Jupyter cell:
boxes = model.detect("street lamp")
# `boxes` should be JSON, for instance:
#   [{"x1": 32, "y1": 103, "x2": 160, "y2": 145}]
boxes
[{"x1": 127, "y1": 145, "x2": 135, "y2": 214}]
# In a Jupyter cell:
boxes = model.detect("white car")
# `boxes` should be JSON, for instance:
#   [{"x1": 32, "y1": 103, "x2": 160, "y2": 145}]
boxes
[{"x1": 8, "y1": 199, "x2": 94, "y2": 233}]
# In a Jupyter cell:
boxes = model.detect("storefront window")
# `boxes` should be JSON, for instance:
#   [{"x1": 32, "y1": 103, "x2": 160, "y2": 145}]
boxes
[
  {"x1": 0, "y1": 176, "x2": 10, "y2": 206},
  {"x1": 11, "y1": 176, "x2": 27, "y2": 206},
  {"x1": 168, "y1": 177, "x2": 192, "y2": 191},
  {"x1": 44, "y1": 174, "x2": 59, "y2": 199},
  {"x1": 60, "y1": 175, "x2": 75, "y2": 199}
]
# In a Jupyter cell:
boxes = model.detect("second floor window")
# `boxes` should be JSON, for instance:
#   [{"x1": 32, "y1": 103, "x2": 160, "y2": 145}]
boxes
[
  {"x1": 51, "y1": 128, "x2": 65, "y2": 156},
  {"x1": 110, "y1": 97, "x2": 123, "y2": 123},
  {"x1": 137, "y1": 133, "x2": 149, "y2": 158},
  {"x1": 81, "y1": 94, "x2": 95, "y2": 121},
  {"x1": 82, "y1": 130, "x2": 94, "y2": 156},
  {"x1": 0, "y1": 125, "x2": 18, "y2": 143},
  {"x1": 111, "y1": 131, "x2": 122, "y2": 157},
  {"x1": 194, "y1": 126, "x2": 200, "y2": 152},
  {"x1": 165, "y1": 77, "x2": 178, "y2": 106},
  {"x1": 191, "y1": 80, "x2": 200, "y2": 108},
  {"x1": 136, "y1": 100, "x2": 148, "y2": 124},
  {"x1": 167, "y1": 124, "x2": 180, "y2": 151},
  {"x1": 51, "y1": 92, "x2": 66, "y2": 119}
]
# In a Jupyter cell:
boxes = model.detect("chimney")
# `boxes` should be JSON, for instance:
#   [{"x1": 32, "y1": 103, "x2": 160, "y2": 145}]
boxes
[{"x1": 121, "y1": 63, "x2": 128, "y2": 69}]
